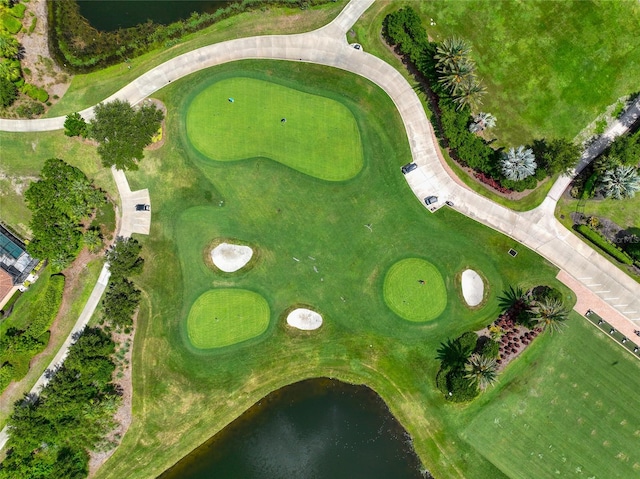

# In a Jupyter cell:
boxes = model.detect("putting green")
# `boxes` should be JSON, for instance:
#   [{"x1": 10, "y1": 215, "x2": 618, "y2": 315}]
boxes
[
  {"x1": 383, "y1": 258, "x2": 447, "y2": 322},
  {"x1": 187, "y1": 289, "x2": 270, "y2": 349},
  {"x1": 185, "y1": 77, "x2": 363, "y2": 181}
]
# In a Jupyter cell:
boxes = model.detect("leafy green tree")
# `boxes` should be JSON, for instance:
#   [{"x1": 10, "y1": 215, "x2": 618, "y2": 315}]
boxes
[
  {"x1": 64, "y1": 112, "x2": 89, "y2": 138},
  {"x1": 102, "y1": 278, "x2": 140, "y2": 328},
  {"x1": 465, "y1": 353, "x2": 498, "y2": 390},
  {"x1": 0, "y1": 76, "x2": 17, "y2": 107},
  {"x1": 89, "y1": 99, "x2": 164, "y2": 170},
  {"x1": 600, "y1": 165, "x2": 640, "y2": 199},
  {"x1": 106, "y1": 237, "x2": 144, "y2": 279},
  {"x1": 501, "y1": 146, "x2": 537, "y2": 181},
  {"x1": 539, "y1": 138, "x2": 582, "y2": 175},
  {"x1": 530, "y1": 298, "x2": 569, "y2": 334}
]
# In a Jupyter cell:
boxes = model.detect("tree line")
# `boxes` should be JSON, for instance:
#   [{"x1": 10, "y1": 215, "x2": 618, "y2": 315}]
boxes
[{"x1": 384, "y1": 7, "x2": 581, "y2": 194}]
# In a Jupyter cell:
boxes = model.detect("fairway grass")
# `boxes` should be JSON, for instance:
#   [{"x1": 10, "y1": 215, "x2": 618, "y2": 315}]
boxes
[
  {"x1": 383, "y1": 258, "x2": 447, "y2": 322},
  {"x1": 462, "y1": 317, "x2": 640, "y2": 478},
  {"x1": 186, "y1": 77, "x2": 363, "y2": 181},
  {"x1": 187, "y1": 289, "x2": 270, "y2": 349}
]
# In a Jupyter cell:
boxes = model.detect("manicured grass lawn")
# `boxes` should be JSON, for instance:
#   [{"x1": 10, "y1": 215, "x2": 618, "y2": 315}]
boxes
[
  {"x1": 186, "y1": 77, "x2": 362, "y2": 181},
  {"x1": 92, "y1": 60, "x2": 577, "y2": 479},
  {"x1": 187, "y1": 289, "x2": 270, "y2": 349},
  {"x1": 383, "y1": 258, "x2": 446, "y2": 322},
  {"x1": 461, "y1": 317, "x2": 640, "y2": 478},
  {"x1": 557, "y1": 194, "x2": 640, "y2": 231}
]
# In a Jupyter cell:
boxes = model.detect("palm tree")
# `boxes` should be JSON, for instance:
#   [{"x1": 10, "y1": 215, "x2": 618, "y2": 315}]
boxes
[
  {"x1": 452, "y1": 76, "x2": 486, "y2": 111},
  {"x1": 600, "y1": 165, "x2": 640, "y2": 199},
  {"x1": 464, "y1": 354, "x2": 498, "y2": 390},
  {"x1": 435, "y1": 37, "x2": 472, "y2": 71},
  {"x1": 530, "y1": 298, "x2": 569, "y2": 334},
  {"x1": 469, "y1": 112, "x2": 496, "y2": 133},
  {"x1": 83, "y1": 228, "x2": 103, "y2": 253},
  {"x1": 436, "y1": 338, "x2": 471, "y2": 368},
  {"x1": 501, "y1": 146, "x2": 537, "y2": 181},
  {"x1": 497, "y1": 285, "x2": 528, "y2": 313},
  {"x1": 438, "y1": 60, "x2": 476, "y2": 94}
]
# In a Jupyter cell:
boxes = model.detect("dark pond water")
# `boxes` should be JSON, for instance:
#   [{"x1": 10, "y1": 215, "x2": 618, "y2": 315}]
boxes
[
  {"x1": 159, "y1": 378, "x2": 427, "y2": 479},
  {"x1": 77, "y1": 0, "x2": 234, "y2": 32}
]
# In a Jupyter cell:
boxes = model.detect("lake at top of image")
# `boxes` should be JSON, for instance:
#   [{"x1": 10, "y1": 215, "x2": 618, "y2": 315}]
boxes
[
  {"x1": 76, "y1": 0, "x2": 235, "y2": 32},
  {"x1": 159, "y1": 378, "x2": 429, "y2": 479}
]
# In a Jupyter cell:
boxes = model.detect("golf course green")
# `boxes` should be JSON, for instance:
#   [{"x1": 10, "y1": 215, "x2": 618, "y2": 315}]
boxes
[
  {"x1": 187, "y1": 289, "x2": 270, "y2": 349},
  {"x1": 383, "y1": 258, "x2": 447, "y2": 322},
  {"x1": 186, "y1": 77, "x2": 363, "y2": 181}
]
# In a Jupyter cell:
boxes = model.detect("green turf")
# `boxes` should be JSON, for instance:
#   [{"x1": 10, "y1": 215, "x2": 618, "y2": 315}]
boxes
[
  {"x1": 187, "y1": 289, "x2": 270, "y2": 349},
  {"x1": 91, "y1": 61, "x2": 573, "y2": 479},
  {"x1": 383, "y1": 258, "x2": 447, "y2": 322},
  {"x1": 186, "y1": 77, "x2": 363, "y2": 181},
  {"x1": 461, "y1": 317, "x2": 640, "y2": 479}
]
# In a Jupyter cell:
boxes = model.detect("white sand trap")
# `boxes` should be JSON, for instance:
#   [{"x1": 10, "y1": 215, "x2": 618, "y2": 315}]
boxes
[
  {"x1": 461, "y1": 269, "x2": 484, "y2": 306},
  {"x1": 211, "y1": 242, "x2": 253, "y2": 272},
  {"x1": 286, "y1": 308, "x2": 323, "y2": 331}
]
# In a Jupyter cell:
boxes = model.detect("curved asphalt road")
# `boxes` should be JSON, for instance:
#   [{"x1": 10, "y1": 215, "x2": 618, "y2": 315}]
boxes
[{"x1": 1, "y1": 5, "x2": 640, "y2": 452}]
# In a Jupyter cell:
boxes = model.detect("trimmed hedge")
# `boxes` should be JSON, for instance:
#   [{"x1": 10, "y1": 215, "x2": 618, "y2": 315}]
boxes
[{"x1": 575, "y1": 224, "x2": 634, "y2": 265}]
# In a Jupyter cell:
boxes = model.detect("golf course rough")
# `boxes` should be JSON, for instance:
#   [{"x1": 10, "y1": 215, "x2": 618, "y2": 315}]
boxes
[
  {"x1": 185, "y1": 77, "x2": 364, "y2": 181},
  {"x1": 187, "y1": 289, "x2": 270, "y2": 349},
  {"x1": 383, "y1": 258, "x2": 447, "y2": 322}
]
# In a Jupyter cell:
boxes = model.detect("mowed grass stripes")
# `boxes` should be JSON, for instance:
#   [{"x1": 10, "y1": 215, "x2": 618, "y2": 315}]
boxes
[
  {"x1": 187, "y1": 289, "x2": 270, "y2": 349},
  {"x1": 186, "y1": 77, "x2": 363, "y2": 181}
]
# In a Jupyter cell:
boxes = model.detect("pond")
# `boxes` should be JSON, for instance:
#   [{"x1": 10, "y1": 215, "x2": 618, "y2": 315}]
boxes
[
  {"x1": 159, "y1": 378, "x2": 428, "y2": 479},
  {"x1": 76, "y1": 0, "x2": 235, "y2": 32}
]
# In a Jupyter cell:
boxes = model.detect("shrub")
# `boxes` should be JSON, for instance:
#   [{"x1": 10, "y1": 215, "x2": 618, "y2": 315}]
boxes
[
  {"x1": 531, "y1": 285, "x2": 563, "y2": 304},
  {"x1": 575, "y1": 224, "x2": 634, "y2": 264},
  {"x1": 581, "y1": 173, "x2": 599, "y2": 199},
  {"x1": 64, "y1": 112, "x2": 88, "y2": 137},
  {"x1": 1, "y1": 12, "x2": 22, "y2": 33},
  {"x1": 21, "y1": 83, "x2": 49, "y2": 102},
  {"x1": 435, "y1": 366, "x2": 450, "y2": 394},
  {"x1": 457, "y1": 331, "x2": 478, "y2": 357},
  {"x1": 16, "y1": 101, "x2": 44, "y2": 118},
  {"x1": 0, "y1": 362, "x2": 15, "y2": 391},
  {"x1": 28, "y1": 16, "x2": 36, "y2": 34},
  {"x1": 446, "y1": 369, "x2": 479, "y2": 402},
  {"x1": 477, "y1": 338, "x2": 500, "y2": 359},
  {"x1": 9, "y1": 3, "x2": 27, "y2": 19},
  {"x1": 0, "y1": 77, "x2": 17, "y2": 107},
  {"x1": 501, "y1": 174, "x2": 538, "y2": 192},
  {"x1": 474, "y1": 172, "x2": 512, "y2": 194}
]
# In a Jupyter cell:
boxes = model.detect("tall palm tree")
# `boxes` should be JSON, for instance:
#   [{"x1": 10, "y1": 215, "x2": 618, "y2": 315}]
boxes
[
  {"x1": 497, "y1": 285, "x2": 528, "y2": 314},
  {"x1": 464, "y1": 354, "x2": 498, "y2": 390},
  {"x1": 501, "y1": 146, "x2": 537, "y2": 181},
  {"x1": 436, "y1": 338, "x2": 470, "y2": 368},
  {"x1": 435, "y1": 37, "x2": 472, "y2": 71},
  {"x1": 452, "y1": 76, "x2": 486, "y2": 111},
  {"x1": 530, "y1": 298, "x2": 569, "y2": 334},
  {"x1": 469, "y1": 112, "x2": 496, "y2": 133},
  {"x1": 438, "y1": 60, "x2": 476, "y2": 94},
  {"x1": 600, "y1": 165, "x2": 640, "y2": 199}
]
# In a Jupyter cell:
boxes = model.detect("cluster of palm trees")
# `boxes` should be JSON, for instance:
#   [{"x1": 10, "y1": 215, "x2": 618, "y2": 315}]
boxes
[
  {"x1": 498, "y1": 285, "x2": 570, "y2": 334},
  {"x1": 500, "y1": 145, "x2": 537, "y2": 181},
  {"x1": 434, "y1": 37, "x2": 486, "y2": 111}
]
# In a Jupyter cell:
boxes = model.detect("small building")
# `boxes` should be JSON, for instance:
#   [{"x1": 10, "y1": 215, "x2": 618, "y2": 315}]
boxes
[{"x1": 0, "y1": 223, "x2": 40, "y2": 310}]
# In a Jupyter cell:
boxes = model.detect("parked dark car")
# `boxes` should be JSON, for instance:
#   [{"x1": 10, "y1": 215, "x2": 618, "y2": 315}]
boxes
[
  {"x1": 135, "y1": 204, "x2": 150, "y2": 211},
  {"x1": 401, "y1": 162, "x2": 418, "y2": 174},
  {"x1": 424, "y1": 196, "x2": 438, "y2": 205}
]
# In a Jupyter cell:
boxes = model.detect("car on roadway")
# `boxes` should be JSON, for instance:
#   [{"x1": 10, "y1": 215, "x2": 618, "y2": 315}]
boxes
[
  {"x1": 424, "y1": 196, "x2": 438, "y2": 206},
  {"x1": 401, "y1": 162, "x2": 418, "y2": 174},
  {"x1": 135, "y1": 204, "x2": 150, "y2": 211}
]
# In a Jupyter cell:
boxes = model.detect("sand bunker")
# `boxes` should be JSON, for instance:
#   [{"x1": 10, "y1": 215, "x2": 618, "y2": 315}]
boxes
[
  {"x1": 286, "y1": 308, "x2": 323, "y2": 331},
  {"x1": 211, "y1": 242, "x2": 253, "y2": 272},
  {"x1": 461, "y1": 269, "x2": 484, "y2": 307}
]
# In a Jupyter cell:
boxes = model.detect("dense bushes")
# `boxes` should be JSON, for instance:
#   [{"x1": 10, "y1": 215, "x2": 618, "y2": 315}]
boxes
[
  {"x1": 21, "y1": 82, "x2": 49, "y2": 102},
  {"x1": 49, "y1": 0, "x2": 335, "y2": 73},
  {"x1": 102, "y1": 237, "x2": 144, "y2": 328},
  {"x1": 0, "y1": 328, "x2": 119, "y2": 479},
  {"x1": 435, "y1": 331, "x2": 480, "y2": 402},
  {"x1": 0, "y1": 273, "x2": 65, "y2": 392},
  {"x1": 25, "y1": 158, "x2": 105, "y2": 270},
  {"x1": 575, "y1": 224, "x2": 634, "y2": 265}
]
